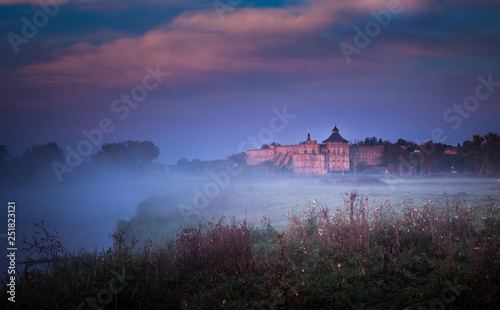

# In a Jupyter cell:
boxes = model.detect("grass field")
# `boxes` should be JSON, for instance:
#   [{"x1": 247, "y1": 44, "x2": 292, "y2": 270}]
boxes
[
  {"x1": 212, "y1": 175, "x2": 500, "y2": 226},
  {"x1": 2, "y1": 174, "x2": 499, "y2": 309},
  {"x1": 3, "y1": 173, "x2": 499, "y2": 309}
]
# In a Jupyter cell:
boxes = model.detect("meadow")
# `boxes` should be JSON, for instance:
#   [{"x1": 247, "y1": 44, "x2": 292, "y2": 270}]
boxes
[
  {"x1": 1, "y1": 174, "x2": 499, "y2": 309},
  {"x1": 211, "y1": 174, "x2": 500, "y2": 224}
]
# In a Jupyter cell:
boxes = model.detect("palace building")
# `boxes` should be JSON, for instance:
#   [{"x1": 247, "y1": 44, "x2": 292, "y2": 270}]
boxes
[{"x1": 246, "y1": 126, "x2": 383, "y2": 174}]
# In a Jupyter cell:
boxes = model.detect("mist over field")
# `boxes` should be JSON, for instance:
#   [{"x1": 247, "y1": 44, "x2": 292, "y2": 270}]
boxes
[
  {"x1": 1, "y1": 164, "x2": 499, "y2": 269},
  {"x1": 1, "y1": 145, "x2": 500, "y2": 308},
  {"x1": 1, "y1": 0, "x2": 500, "y2": 307}
]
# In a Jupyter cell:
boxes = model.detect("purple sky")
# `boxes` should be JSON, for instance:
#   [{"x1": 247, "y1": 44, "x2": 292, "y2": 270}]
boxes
[{"x1": 1, "y1": 0, "x2": 500, "y2": 164}]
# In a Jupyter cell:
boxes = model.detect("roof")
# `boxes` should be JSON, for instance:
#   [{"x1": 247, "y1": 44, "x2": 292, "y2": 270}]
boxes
[{"x1": 322, "y1": 126, "x2": 348, "y2": 143}]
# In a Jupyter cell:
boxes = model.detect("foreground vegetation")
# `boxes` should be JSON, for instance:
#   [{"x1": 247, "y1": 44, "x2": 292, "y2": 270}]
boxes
[{"x1": 2, "y1": 192, "x2": 500, "y2": 309}]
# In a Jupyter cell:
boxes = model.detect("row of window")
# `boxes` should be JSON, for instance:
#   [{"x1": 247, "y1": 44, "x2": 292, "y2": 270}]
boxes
[{"x1": 351, "y1": 155, "x2": 379, "y2": 159}]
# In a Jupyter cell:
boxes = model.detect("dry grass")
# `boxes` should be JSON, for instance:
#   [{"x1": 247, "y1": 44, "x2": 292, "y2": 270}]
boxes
[{"x1": 2, "y1": 191, "x2": 499, "y2": 309}]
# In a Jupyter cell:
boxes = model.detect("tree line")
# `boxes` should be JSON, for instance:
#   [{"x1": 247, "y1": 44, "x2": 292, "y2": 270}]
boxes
[
  {"x1": 376, "y1": 133, "x2": 500, "y2": 176},
  {"x1": 1, "y1": 132, "x2": 498, "y2": 184},
  {"x1": 0, "y1": 140, "x2": 160, "y2": 185}
]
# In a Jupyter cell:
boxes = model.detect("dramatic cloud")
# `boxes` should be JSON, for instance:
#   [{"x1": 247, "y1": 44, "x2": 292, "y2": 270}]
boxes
[
  {"x1": 1, "y1": 0, "x2": 499, "y2": 161},
  {"x1": 13, "y1": 0, "x2": 438, "y2": 89}
]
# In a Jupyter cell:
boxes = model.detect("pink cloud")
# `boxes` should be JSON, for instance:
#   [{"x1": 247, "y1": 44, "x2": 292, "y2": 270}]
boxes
[
  {"x1": 385, "y1": 43, "x2": 452, "y2": 58},
  {"x1": 14, "y1": 0, "x2": 436, "y2": 89},
  {"x1": 0, "y1": 0, "x2": 199, "y2": 6},
  {"x1": 0, "y1": 0, "x2": 39, "y2": 4}
]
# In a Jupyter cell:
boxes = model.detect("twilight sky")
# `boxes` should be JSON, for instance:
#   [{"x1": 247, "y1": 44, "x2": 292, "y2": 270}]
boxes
[{"x1": 1, "y1": 0, "x2": 500, "y2": 164}]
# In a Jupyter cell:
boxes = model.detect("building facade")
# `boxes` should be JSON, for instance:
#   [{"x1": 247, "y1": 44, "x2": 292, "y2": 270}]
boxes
[
  {"x1": 247, "y1": 126, "x2": 383, "y2": 174},
  {"x1": 349, "y1": 145, "x2": 384, "y2": 166}
]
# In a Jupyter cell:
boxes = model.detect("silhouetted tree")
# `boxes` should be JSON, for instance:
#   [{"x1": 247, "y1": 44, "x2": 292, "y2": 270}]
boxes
[
  {"x1": 177, "y1": 158, "x2": 189, "y2": 167},
  {"x1": 419, "y1": 141, "x2": 445, "y2": 175},
  {"x1": 261, "y1": 142, "x2": 281, "y2": 149},
  {"x1": 483, "y1": 132, "x2": 500, "y2": 175},
  {"x1": 226, "y1": 152, "x2": 247, "y2": 174},
  {"x1": 462, "y1": 135, "x2": 486, "y2": 174},
  {"x1": 92, "y1": 140, "x2": 159, "y2": 170},
  {"x1": 381, "y1": 140, "x2": 415, "y2": 176},
  {"x1": 356, "y1": 137, "x2": 383, "y2": 146},
  {"x1": 21, "y1": 142, "x2": 64, "y2": 177},
  {"x1": 227, "y1": 152, "x2": 246, "y2": 167}
]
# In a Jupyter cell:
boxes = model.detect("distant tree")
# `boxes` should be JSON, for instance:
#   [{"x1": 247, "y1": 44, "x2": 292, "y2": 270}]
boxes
[
  {"x1": 381, "y1": 140, "x2": 415, "y2": 176},
  {"x1": 356, "y1": 137, "x2": 383, "y2": 146},
  {"x1": 419, "y1": 141, "x2": 445, "y2": 175},
  {"x1": 462, "y1": 135, "x2": 485, "y2": 174},
  {"x1": 184, "y1": 158, "x2": 202, "y2": 172},
  {"x1": 177, "y1": 158, "x2": 189, "y2": 166},
  {"x1": 363, "y1": 137, "x2": 378, "y2": 146},
  {"x1": 261, "y1": 142, "x2": 280, "y2": 149},
  {"x1": 92, "y1": 140, "x2": 159, "y2": 169},
  {"x1": 483, "y1": 132, "x2": 500, "y2": 175},
  {"x1": 21, "y1": 142, "x2": 64, "y2": 176},
  {"x1": 395, "y1": 139, "x2": 409, "y2": 147},
  {"x1": 357, "y1": 161, "x2": 369, "y2": 173},
  {"x1": 227, "y1": 152, "x2": 247, "y2": 168}
]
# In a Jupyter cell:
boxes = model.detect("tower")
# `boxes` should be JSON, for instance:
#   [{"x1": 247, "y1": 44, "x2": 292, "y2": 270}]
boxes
[{"x1": 321, "y1": 125, "x2": 349, "y2": 172}]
